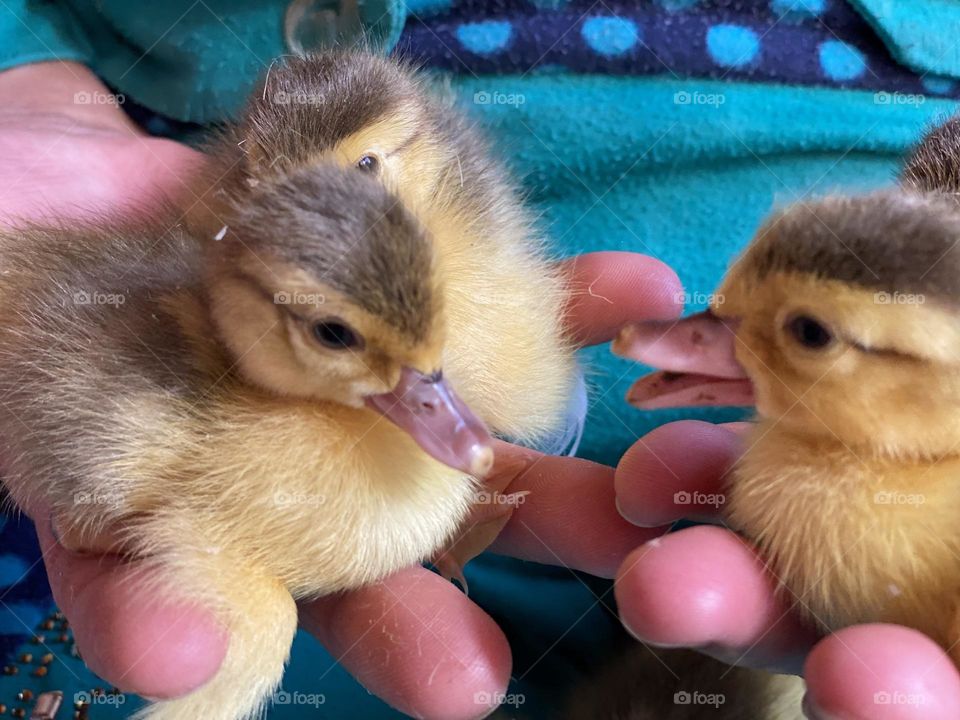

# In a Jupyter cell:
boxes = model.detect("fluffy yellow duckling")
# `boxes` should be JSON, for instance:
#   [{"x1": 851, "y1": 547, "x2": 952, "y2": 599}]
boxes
[
  {"x1": 615, "y1": 114, "x2": 960, "y2": 668},
  {"x1": 0, "y1": 51, "x2": 577, "y2": 719}
]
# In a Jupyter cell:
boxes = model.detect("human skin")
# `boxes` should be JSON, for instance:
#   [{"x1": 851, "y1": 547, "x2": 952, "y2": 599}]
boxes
[{"x1": 5, "y1": 60, "x2": 958, "y2": 720}]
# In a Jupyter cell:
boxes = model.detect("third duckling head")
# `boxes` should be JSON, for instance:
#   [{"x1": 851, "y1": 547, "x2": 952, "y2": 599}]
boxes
[
  {"x1": 203, "y1": 163, "x2": 492, "y2": 476},
  {"x1": 711, "y1": 190, "x2": 960, "y2": 459},
  {"x1": 199, "y1": 51, "x2": 484, "y2": 219}
]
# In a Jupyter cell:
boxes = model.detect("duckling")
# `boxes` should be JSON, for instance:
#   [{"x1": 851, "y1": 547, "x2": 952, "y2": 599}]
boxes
[
  {"x1": 0, "y1": 51, "x2": 577, "y2": 720},
  {"x1": 613, "y1": 114, "x2": 960, "y2": 667}
]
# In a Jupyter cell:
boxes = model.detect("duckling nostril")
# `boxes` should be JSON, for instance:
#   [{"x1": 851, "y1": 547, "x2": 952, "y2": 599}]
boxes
[{"x1": 421, "y1": 401, "x2": 436, "y2": 412}]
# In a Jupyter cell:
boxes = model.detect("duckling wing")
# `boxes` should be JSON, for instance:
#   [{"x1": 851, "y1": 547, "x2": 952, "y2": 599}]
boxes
[{"x1": 0, "y1": 219, "x2": 219, "y2": 523}]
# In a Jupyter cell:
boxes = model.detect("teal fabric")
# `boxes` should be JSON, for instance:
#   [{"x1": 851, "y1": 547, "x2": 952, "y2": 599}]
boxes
[
  {"x1": 0, "y1": 1, "x2": 92, "y2": 70},
  {"x1": 0, "y1": 0, "x2": 956, "y2": 124},
  {"x1": 851, "y1": 0, "x2": 960, "y2": 78},
  {"x1": 0, "y1": 0, "x2": 405, "y2": 124}
]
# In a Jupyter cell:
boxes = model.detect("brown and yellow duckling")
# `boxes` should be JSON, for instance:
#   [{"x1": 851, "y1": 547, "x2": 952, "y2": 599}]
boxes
[
  {"x1": 0, "y1": 51, "x2": 578, "y2": 719},
  {"x1": 615, "y1": 113, "x2": 960, "y2": 668}
]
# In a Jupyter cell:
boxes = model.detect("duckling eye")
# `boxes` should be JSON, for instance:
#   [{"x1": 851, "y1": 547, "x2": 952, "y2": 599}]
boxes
[
  {"x1": 786, "y1": 315, "x2": 833, "y2": 350},
  {"x1": 312, "y1": 320, "x2": 363, "y2": 350},
  {"x1": 356, "y1": 154, "x2": 380, "y2": 174}
]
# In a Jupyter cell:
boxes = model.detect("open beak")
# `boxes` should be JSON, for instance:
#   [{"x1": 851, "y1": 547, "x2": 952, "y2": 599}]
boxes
[
  {"x1": 612, "y1": 311, "x2": 755, "y2": 408},
  {"x1": 366, "y1": 367, "x2": 494, "y2": 477}
]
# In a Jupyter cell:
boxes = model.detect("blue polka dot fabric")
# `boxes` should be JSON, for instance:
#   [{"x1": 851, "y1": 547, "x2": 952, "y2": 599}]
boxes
[
  {"x1": 398, "y1": 0, "x2": 960, "y2": 100},
  {"x1": 581, "y1": 16, "x2": 641, "y2": 57},
  {"x1": 456, "y1": 20, "x2": 514, "y2": 54}
]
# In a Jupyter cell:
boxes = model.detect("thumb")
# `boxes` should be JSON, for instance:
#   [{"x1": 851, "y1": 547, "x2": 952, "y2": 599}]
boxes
[{"x1": 804, "y1": 624, "x2": 960, "y2": 719}]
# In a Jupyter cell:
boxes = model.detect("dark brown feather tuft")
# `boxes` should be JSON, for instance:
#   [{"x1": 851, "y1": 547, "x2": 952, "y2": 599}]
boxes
[
  {"x1": 217, "y1": 50, "x2": 421, "y2": 176},
  {"x1": 901, "y1": 114, "x2": 960, "y2": 195},
  {"x1": 217, "y1": 164, "x2": 434, "y2": 339},
  {"x1": 744, "y1": 191, "x2": 960, "y2": 301}
]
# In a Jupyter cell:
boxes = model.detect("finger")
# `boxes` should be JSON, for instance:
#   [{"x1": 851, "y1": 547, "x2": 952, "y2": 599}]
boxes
[
  {"x1": 560, "y1": 251, "x2": 683, "y2": 347},
  {"x1": 488, "y1": 441, "x2": 665, "y2": 578},
  {"x1": 301, "y1": 566, "x2": 511, "y2": 720},
  {"x1": 615, "y1": 421, "x2": 742, "y2": 527},
  {"x1": 615, "y1": 525, "x2": 814, "y2": 673},
  {"x1": 36, "y1": 520, "x2": 227, "y2": 699},
  {"x1": 804, "y1": 624, "x2": 960, "y2": 719}
]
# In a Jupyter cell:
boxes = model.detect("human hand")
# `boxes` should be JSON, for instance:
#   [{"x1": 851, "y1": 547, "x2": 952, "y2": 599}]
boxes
[
  {"x1": 0, "y1": 57, "x2": 218, "y2": 695},
  {"x1": 0, "y1": 60, "x2": 201, "y2": 226},
  {"x1": 611, "y1": 426, "x2": 960, "y2": 714}
]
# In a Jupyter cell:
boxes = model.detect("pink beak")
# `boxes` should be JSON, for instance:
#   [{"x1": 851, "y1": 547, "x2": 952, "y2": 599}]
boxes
[
  {"x1": 366, "y1": 367, "x2": 495, "y2": 477},
  {"x1": 612, "y1": 311, "x2": 755, "y2": 409}
]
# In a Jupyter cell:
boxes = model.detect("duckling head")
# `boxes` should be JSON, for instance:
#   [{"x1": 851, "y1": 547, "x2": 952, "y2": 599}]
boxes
[
  {"x1": 618, "y1": 191, "x2": 960, "y2": 460},
  {"x1": 202, "y1": 162, "x2": 494, "y2": 476},
  {"x1": 193, "y1": 51, "x2": 504, "y2": 237},
  {"x1": 715, "y1": 190, "x2": 960, "y2": 455}
]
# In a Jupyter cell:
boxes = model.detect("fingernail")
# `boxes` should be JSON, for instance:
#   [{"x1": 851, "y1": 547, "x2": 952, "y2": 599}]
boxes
[
  {"x1": 619, "y1": 612, "x2": 685, "y2": 649},
  {"x1": 490, "y1": 445, "x2": 534, "y2": 484},
  {"x1": 615, "y1": 495, "x2": 674, "y2": 528},
  {"x1": 48, "y1": 513, "x2": 63, "y2": 546},
  {"x1": 471, "y1": 705, "x2": 499, "y2": 720},
  {"x1": 610, "y1": 324, "x2": 636, "y2": 356},
  {"x1": 802, "y1": 693, "x2": 846, "y2": 720}
]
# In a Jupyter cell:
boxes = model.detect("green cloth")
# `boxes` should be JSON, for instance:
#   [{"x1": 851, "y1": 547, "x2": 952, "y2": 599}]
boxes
[
  {"x1": 0, "y1": 1, "x2": 92, "y2": 70},
  {"x1": 0, "y1": 0, "x2": 404, "y2": 124}
]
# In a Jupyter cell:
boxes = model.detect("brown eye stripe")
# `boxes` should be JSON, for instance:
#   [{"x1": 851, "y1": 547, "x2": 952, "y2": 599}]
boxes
[{"x1": 390, "y1": 128, "x2": 422, "y2": 156}]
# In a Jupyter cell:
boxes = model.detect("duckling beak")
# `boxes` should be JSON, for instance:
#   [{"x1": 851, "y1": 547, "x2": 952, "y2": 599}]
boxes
[
  {"x1": 366, "y1": 368, "x2": 495, "y2": 477},
  {"x1": 612, "y1": 311, "x2": 755, "y2": 408}
]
